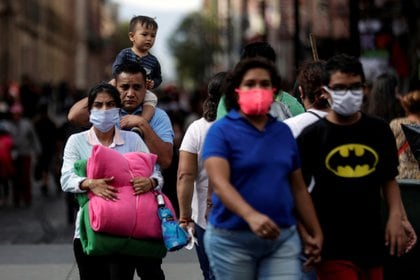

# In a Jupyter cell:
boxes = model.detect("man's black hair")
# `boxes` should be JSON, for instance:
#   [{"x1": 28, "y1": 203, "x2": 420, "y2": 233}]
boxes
[
  {"x1": 113, "y1": 62, "x2": 147, "y2": 81},
  {"x1": 322, "y1": 53, "x2": 366, "y2": 85}
]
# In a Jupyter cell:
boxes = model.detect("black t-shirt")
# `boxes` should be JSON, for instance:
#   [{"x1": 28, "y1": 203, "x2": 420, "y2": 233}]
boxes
[{"x1": 297, "y1": 113, "x2": 398, "y2": 267}]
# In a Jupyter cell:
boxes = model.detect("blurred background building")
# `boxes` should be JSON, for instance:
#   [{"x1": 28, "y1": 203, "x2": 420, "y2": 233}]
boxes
[
  {"x1": 206, "y1": 0, "x2": 420, "y2": 91},
  {"x1": 1, "y1": 0, "x2": 420, "y2": 104},
  {"x1": 0, "y1": 0, "x2": 118, "y2": 90}
]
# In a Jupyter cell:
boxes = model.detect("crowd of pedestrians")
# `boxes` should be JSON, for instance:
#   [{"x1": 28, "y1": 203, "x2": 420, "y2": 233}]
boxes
[
  {"x1": 1, "y1": 15, "x2": 420, "y2": 279},
  {"x1": 0, "y1": 82, "x2": 59, "y2": 207},
  {"x1": 0, "y1": 72, "x2": 89, "y2": 206}
]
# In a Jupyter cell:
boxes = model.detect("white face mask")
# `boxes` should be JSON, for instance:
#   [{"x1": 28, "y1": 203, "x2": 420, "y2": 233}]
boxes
[
  {"x1": 89, "y1": 108, "x2": 120, "y2": 132},
  {"x1": 323, "y1": 86, "x2": 363, "y2": 116}
]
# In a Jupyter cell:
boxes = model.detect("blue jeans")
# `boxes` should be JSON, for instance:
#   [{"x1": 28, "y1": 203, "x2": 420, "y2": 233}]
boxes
[
  {"x1": 204, "y1": 224, "x2": 301, "y2": 280},
  {"x1": 299, "y1": 253, "x2": 317, "y2": 280},
  {"x1": 195, "y1": 224, "x2": 215, "y2": 280}
]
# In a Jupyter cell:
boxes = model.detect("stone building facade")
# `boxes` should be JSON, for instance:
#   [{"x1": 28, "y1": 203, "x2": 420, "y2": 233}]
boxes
[{"x1": 0, "y1": 0, "x2": 118, "y2": 91}]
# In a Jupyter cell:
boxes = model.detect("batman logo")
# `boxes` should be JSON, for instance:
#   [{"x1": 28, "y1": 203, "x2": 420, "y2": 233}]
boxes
[{"x1": 325, "y1": 144, "x2": 378, "y2": 178}]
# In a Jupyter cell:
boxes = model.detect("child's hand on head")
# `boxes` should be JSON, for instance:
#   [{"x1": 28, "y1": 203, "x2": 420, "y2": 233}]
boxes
[{"x1": 146, "y1": 79, "x2": 154, "y2": 89}]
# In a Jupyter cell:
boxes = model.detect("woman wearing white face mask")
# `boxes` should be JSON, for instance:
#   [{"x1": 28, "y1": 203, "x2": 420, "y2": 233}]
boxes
[
  {"x1": 60, "y1": 82, "x2": 163, "y2": 280},
  {"x1": 202, "y1": 58, "x2": 323, "y2": 280}
]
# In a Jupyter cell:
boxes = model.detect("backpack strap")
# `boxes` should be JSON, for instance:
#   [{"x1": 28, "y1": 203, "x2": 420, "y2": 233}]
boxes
[
  {"x1": 398, "y1": 141, "x2": 410, "y2": 156},
  {"x1": 306, "y1": 110, "x2": 322, "y2": 119}
]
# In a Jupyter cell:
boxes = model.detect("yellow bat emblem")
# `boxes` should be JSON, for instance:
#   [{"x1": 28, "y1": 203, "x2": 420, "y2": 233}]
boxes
[{"x1": 325, "y1": 144, "x2": 378, "y2": 177}]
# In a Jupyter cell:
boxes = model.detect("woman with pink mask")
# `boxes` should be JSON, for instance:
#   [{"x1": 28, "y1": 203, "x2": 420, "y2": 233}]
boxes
[{"x1": 202, "y1": 57, "x2": 323, "y2": 280}]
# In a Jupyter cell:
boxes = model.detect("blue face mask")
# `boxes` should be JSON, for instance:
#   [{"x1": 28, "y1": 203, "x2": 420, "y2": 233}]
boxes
[{"x1": 89, "y1": 108, "x2": 120, "y2": 133}]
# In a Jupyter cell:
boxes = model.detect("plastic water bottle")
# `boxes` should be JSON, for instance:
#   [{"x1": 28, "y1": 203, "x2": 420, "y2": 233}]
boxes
[{"x1": 156, "y1": 195, "x2": 188, "y2": 251}]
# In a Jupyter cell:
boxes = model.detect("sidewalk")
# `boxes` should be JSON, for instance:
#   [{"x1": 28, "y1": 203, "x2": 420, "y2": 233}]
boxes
[
  {"x1": 0, "y1": 244, "x2": 201, "y2": 280},
  {"x1": 0, "y1": 179, "x2": 201, "y2": 279}
]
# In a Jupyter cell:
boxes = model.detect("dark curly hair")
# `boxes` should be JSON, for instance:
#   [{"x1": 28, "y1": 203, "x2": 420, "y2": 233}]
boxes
[
  {"x1": 401, "y1": 90, "x2": 420, "y2": 115},
  {"x1": 203, "y1": 72, "x2": 226, "y2": 122},
  {"x1": 224, "y1": 57, "x2": 280, "y2": 112},
  {"x1": 297, "y1": 60, "x2": 328, "y2": 109}
]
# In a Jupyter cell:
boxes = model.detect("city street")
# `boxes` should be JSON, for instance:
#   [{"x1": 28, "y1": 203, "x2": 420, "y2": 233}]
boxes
[{"x1": 0, "y1": 180, "x2": 201, "y2": 280}]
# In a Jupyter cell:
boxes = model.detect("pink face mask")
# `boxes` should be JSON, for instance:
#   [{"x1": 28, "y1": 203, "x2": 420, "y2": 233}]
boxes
[{"x1": 235, "y1": 88, "x2": 275, "y2": 115}]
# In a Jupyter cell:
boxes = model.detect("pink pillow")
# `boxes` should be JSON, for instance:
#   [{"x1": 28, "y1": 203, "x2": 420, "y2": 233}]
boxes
[
  {"x1": 86, "y1": 145, "x2": 132, "y2": 190},
  {"x1": 86, "y1": 145, "x2": 175, "y2": 239},
  {"x1": 124, "y1": 151, "x2": 158, "y2": 178}
]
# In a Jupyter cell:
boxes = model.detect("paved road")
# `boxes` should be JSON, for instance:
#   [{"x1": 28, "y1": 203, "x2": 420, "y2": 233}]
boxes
[{"x1": 0, "y1": 180, "x2": 201, "y2": 280}]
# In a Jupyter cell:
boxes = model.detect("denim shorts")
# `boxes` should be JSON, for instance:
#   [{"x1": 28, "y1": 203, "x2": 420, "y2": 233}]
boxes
[{"x1": 204, "y1": 224, "x2": 302, "y2": 280}]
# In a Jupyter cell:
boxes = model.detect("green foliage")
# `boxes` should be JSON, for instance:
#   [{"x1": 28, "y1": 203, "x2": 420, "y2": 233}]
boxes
[{"x1": 168, "y1": 12, "x2": 220, "y2": 89}]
